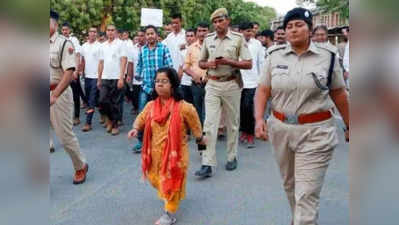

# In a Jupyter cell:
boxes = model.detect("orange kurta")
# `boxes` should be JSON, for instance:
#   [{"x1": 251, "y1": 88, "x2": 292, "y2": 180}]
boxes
[{"x1": 133, "y1": 100, "x2": 202, "y2": 212}]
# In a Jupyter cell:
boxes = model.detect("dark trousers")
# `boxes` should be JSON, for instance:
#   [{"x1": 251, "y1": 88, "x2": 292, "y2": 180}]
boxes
[
  {"x1": 84, "y1": 78, "x2": 98, "y2": 125},
  {"x1": 191, "y1": 83, "x2": 205, "y2": 126},
  {"x1": 131, "y1": 84, "x2": 141, "y2": 111},
  {"x1": 70, "y1": 78, "x2": 87, "y2": 118},
  {"x1": 98, "y1": 80, "x2": 123, "y2": 125},
  {"x1": 119, "y1": 84, "x2": 126, "y2": 122},
  {"x1": 180, "y1": 85, "x2": 193, "y2": 104},
  {"x1": 240, "y1": 88, "x2": 256, "y2": 135}
]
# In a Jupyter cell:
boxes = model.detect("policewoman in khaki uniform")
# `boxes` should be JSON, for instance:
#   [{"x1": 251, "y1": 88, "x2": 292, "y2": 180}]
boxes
[
  {"x1": 195, "y1": 8, "x2": 252, "y2": 178},
  {"x1": 254, "y1": 8, "x2": 349, "y2": 225},
  {"x1": 50, "y1": 10, "x2": 88, "y2": 185}
]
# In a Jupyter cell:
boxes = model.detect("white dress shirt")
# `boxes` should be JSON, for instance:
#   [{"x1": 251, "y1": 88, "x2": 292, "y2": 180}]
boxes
[
  {"x1": 128, "y1": 43, "x2": 142, "y2": 85},
  {"x1": 240, "y1": 38, "x2": 265, "y2": 89},
  {"x1": 98, "y1": 39, "x2": 127, "y2": 80},
  {"x1": 179, "y1": 46, "x2": 192, "y2": 86},
  {"x1": 163, "y1": 29, "x2": 186, "y2": 71},
  {"x1": 81, "y1": 41, "x2": 101, "y2": 79}
]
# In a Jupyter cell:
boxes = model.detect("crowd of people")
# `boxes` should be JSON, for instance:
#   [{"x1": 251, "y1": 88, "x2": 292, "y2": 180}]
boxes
[{"x1": 50, "y1": 6, "x2": 350, "y2": 225}]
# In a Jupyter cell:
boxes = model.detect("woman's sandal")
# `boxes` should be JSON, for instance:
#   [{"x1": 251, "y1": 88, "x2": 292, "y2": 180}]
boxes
[{"x1": 155, "y1": 213, "x2": 177, "y2": 225}]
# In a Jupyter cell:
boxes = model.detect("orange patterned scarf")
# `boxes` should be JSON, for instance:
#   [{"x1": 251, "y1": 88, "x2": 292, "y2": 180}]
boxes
[{"x1": 141, "y1": 97, "x2": 183, "y2": 199}]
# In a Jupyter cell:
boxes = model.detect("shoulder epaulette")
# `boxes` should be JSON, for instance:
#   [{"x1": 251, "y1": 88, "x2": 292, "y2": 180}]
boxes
[
  {"x1": 231, "y1": 31, "x2": 243, "y2": 37},
  {"x1": 267, "y1": 44, "x2": 287, "y2": 55},
  {"x1": 314, "y1": 42, "x2": 337, "y2": 54},
  {"x1": 206, "y1": 32, "x2": 216, "y2": 38}
]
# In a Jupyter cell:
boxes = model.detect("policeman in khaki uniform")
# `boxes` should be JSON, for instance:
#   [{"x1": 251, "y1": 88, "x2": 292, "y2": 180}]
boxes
[
  {"x1": 50, "y1": 10, "x2": 89, "y2": 185},
  {"x1": 195, "y1": 8, "x2": 252, "y2": 178},
  {"x1": 254, "y1": 8, "x2": 349, "y2": 225}
]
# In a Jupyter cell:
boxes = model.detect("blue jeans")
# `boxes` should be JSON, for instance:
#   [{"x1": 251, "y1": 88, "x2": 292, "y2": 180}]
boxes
[
  {"x1": 191, "y1": 83, "x2": 205, "y2": 126},
  {"x1": 84, "y1": 78, "x2": 98, "y2": 125},
  {"x1": 138, "y1": 90, "x2": 151, "y2": 112},
  {"x1": 136, "y1": 90, "x2": 152, "y2": 145}
]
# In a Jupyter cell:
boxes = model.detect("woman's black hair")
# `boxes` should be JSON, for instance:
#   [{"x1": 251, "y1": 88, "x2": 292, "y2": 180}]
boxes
[{"x1": 151, "y1": 67, "x2": 183, "y2": 101}]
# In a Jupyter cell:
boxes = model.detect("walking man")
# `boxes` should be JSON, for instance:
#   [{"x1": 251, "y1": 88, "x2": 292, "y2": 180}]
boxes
[
  {"x1": 183, "y1": 22, "x2": 209, "y2": 126},
  {"x1": 195, "y1": 8, "x2": 252, "y2": 178},
  {"x1": 131, "y1": 25, "x2": 173, "y2": 153},
  {"x1": 50, "y1": 10, "x2": 88, "y2": 184},
  {"x1": 80, "y1": 26, "x2": 101, "y2": 132},
  {"x1": 97, "y1": 24, "x2": 128, "y2": 136}
]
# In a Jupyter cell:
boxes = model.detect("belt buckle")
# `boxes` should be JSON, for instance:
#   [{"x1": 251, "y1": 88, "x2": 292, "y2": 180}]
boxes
[{"x1": 284, "y1": 114, "x2": 299, "y2": 124}]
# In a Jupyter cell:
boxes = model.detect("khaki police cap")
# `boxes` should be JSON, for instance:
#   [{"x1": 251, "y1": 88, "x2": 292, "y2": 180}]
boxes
[{"x1": 210, "y1": 8, "x2": 228, "y2": 21}]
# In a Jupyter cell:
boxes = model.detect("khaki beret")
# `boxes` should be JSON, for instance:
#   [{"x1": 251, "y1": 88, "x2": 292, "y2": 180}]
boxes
[{"x1": 210, "y1": 8, "x2": 228, "y2": 21}]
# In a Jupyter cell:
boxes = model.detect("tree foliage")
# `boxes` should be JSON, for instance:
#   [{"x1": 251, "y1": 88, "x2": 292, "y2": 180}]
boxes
[
  {"x1": 316, "y1": 0, "x2": 349, "y2": 19},
  {"x1": 50, "y1": 0, "x2": 276, "y2": 39}
]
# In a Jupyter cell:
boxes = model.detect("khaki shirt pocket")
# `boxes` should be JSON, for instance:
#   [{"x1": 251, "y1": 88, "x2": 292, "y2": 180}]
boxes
[
  {"x1": 49, "y1": 51, "x2": 60, "y2": 69},
  {"x1": 271, "y1": 68, "x2": 291, "y2": 91},
  {"x1": 271, "y1": 68, "x2": 289, "y2": 78},
  {"x1": 306, "y1": 69, "x2": 329, "y2": 91},
  {"x1": 225, "y1": 45, "x2": 238, "y2": 60}
]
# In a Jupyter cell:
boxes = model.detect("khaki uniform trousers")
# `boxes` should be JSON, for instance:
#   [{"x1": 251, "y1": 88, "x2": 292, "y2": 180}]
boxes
[
  {"x1": 268, "y1": 115, "x2": 338, "y2": 225},
  {"x1": 50, "y1": 87, "x2": 86, "y2": 171},
  {"x1": 202, "y1": 79, "x2": 241, "y2": 166}
]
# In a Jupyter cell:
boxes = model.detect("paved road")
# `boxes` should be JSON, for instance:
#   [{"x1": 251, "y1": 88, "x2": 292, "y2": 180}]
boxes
[{"x1": 51, "y1": 106, "x2": 349, "y2": 225}]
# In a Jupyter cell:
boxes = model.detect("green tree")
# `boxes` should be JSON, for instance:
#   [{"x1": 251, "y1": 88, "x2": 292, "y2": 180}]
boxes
[
  {"x1": 316, "y1": 0, "x2": 349, "y2": 19},
  {"x1": 50, "y1": 0, "x2": 277, "y2": 39}
]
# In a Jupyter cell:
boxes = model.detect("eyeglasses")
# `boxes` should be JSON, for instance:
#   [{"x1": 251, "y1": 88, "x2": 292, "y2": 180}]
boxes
[{"x1": 155, "y1": 79, "x2": 170, "y2": 84}]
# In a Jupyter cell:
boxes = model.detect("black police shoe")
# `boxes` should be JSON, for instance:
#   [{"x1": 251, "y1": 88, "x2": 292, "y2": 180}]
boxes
[
  {"x1": 225, "y1": 158, "x2": 237, "y2": 171},
  {"x1": 194, "y1": 165, "x2": 212, "y2": 178}
]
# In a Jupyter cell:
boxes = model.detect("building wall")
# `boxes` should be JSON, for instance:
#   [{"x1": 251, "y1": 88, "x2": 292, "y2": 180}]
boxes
[{"x1": 270, "y1": 9, "x2": 349, "y2": 45}]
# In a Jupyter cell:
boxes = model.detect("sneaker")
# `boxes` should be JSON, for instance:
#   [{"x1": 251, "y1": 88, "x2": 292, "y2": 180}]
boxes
[
  {"x1": 247, "y1": 135, "x2": 256, "y2": 149},
  {"x1": 111, "y1": 127, "x2": 120, "y2": 136},
  {"x1": 225, "y1": 158, "x2": 237, "y2": 171},
  {"x1": 132, "y1": 143, "x2": 142, "y2": 153},
  {"x1": 50, "y1": 146, "x2": 55, "y2": 153},
  {"x1": 73, "y1": 163, "x2": 89, "y2": 184},
  {"x1": 118, "y1": 120, "x2": 124, "y2": 126},
  {"x1": 81, "y1": 124, "x2": 92, "y2": 132},
  {"x1": 239, "y1": 132, "x2": 247, "y2": 143},
  {"x1": 73, "y1": 118, "x2": 80, "y2": 126},
  {"x1": 194, "y1": 165, "x2": 212, "y2": 178},
  {"x1": 106, "y1": 119, "x2": 113, "y2": 133},
  {"x1": 155, "y1": 212, "x2": 177, "y2": 225},
  {"x1": 99, "y1": 115, "x2": 105, "y2": 124}
]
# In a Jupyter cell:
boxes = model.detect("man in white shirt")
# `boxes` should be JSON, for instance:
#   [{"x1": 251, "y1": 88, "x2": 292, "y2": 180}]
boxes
[
  {"x1": 97, "y1": 24, "x2": 128, "y2": 136},
  {"x1": 118, "y1": 30, "x2": 134, "y2": 126},
  {"x1": 62, "y1": 22, "x2": 88, "y2": 125},
  {"x1": 239, "y1": 22, "x2": 265, "y2": 148},
  {"x1": 162, "y1": 13, "x2": 186, "y2": 72},
  {"x1": 178, "y1": 29, "x2": 197, "y2": 103},
  {"x1": 80, "y1": 26, "x2": 101, "y2": 132},
  {"x1": 127, "y1": 29, "x2": 146, "y2": 114}
]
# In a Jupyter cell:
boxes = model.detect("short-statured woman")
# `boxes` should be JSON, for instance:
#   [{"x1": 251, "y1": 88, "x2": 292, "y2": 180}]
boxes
[
  {"x1": 254, "y1": 8, "x2": 349, "y2": 225},
  {"x1": 128, "y1": 67, "x2": 206, "y2": 225}
]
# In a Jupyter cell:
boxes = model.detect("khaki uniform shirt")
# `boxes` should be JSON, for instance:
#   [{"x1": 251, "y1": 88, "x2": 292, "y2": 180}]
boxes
[
  {"x1": 184, "y1": 40, "x2": 207, "y2": 78},
  {"x1": 50, "y1": 32, "x2": 76, "y2": 83},
  {"x1": 259, "y1": 41, "x2": 345, "y2": 115},
  {"x1": 200, "y1": 29, "x2": 252, "y2": 77}
]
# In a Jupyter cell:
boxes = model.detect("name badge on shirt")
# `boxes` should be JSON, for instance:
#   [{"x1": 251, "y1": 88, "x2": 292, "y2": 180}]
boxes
[
  {"x1": 276, "y1": 65, "x2": 288, "y2": 70},
  {"x1": 209, "y1": 45, "x2": 216, "y2": 49}
]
